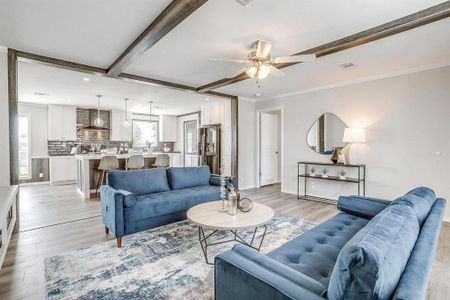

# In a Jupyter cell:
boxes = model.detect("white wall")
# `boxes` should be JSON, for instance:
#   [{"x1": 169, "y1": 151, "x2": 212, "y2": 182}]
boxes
[
  {"x1": 255, "y1": 66, "x2": 450, "y2": 221},
  {"x1": 0, "y1": 51, "x2": 10, "y2": 185},
  {"x1": 238, "y1": 99, "x2": 257, "y2": 189},
  {"x1": 18, "y1": 102, "x2": 48, "y2": 157}
]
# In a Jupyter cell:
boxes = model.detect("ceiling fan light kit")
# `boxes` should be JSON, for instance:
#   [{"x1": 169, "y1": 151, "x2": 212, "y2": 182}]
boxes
[{"x1": 211, "y1": 39, "x2": 316, "y2": 82}]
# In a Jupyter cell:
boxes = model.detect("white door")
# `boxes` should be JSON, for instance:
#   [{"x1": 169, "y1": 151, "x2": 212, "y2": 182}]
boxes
[{"x1": 260, "y1": 112, "x2": 280, "y2": 186}]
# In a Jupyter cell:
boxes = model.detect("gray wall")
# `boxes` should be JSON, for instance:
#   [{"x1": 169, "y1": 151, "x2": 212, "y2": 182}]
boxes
[{"x1": 255, "y1": 66, "x2": 450, "y2": 221}]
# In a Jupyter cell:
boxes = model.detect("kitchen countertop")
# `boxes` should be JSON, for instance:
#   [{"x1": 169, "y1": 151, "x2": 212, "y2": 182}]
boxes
[{"x1": 75, "y1": 152, "x2": 181, "y2": 160}]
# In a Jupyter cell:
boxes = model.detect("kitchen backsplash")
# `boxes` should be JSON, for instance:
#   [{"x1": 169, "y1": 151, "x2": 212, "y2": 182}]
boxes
[
  {"x1": 48, "y1": 140, "x2": 76, "y2": 156},
  {"x1": 76, "y1": 108, "x2": 111, "y2": 143},
  {"x1": 48, "y1": 140, "x2": 176, "y2": 155}
]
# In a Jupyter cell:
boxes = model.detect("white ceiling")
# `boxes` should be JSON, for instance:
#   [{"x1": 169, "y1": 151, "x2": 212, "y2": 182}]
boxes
[
  {"x1": 218, "y1": 18, "x2": 450, "y2": 100},
  {"x1": 0, "y1": 0, "x2": 171, "y2": 67},
  {"x1": 1, "y1": 0, "x2": 450, "y2": 101},
  {"x1": 18, "y1": 62, "x2": 224, "y2": 115}
]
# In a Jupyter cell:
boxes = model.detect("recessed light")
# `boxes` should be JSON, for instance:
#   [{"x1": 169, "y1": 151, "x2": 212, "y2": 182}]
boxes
[
  {"x1": 82, "y1": 77, "x2": 90, "y2": 81},
  {"x1": 340, "y1": 61, "x2": 355, "y2": 68},
  {"x1": 205, "y1": 98, "x2": 210, "y2": 101},
  {"x1": 33, "y1": 92, "x2": 49, "y2": 96},
  {"x1": 255, "y1": 93, "x2": 261, "y2": 97}
]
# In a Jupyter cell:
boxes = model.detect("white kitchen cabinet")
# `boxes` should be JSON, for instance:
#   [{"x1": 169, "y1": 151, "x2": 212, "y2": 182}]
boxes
[
  {"x1": 48, "y1": 105, "x2": 76, "y2": 140},
  {"x1": 170, "y1": 153, "x2": 182, "y2": 167},
  {"x1": 201, "y1": 101, "x2": 231, "y2": 127},
  {"x1": 50, "y1": 156, "x2": 77, "y2": 185},
  {"x1": 159, "y1": 115, "x2": 177, "y2": 142},
  {"x1": 221, "y1": 100, "x2": 231, "y2": 129},
  {"x1": 200, "y1": 104, "x2": 211, "y2": 126},
  {"x1": 111, "y1": 110, "x2": 132, "y2": 141},
  {"x1": 184, "y1": 154, "x2": 199, "y2": 167}
]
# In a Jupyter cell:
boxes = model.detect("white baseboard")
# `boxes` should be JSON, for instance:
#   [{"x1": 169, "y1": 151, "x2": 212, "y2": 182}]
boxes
[
  {"x1": 19, "y1": 181, "x2": 50, "y2": 186},
  {"x1": 239, "y1": 185, "x2": 257, "y2": 190},
  {"x1": 281, "y1": 188, "x2": 296, "y2": 195},
  {"x1": 50, "y1": 180, "x2": 76, "y2": 186}
]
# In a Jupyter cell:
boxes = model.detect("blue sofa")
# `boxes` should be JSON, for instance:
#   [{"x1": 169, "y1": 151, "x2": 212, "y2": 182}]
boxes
[
  {"x1": 215, "y1": 187, "x2": 446, "y2": 300},
  {"x1": 100, "y1": 166, "x2": 232, "y2": 247}
]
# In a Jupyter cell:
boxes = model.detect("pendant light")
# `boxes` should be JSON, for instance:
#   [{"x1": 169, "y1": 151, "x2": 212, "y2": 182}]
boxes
[
  {"x1": 123, "y1": 98, "x2": 130, "y2": 127},
  {"x1": 94, "y1": 95, "x2": 104, "y2": 127}
]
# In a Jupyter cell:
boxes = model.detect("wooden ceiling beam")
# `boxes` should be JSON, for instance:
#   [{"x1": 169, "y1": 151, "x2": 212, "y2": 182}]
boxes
[
  {"x1": 197, "y1": 1, "x2": 450, "y2": 93},
  {"x1": 14, "y1": 50, "x2": 237, "y2": 100},
  {"x1": 16, "y1": 50, "x2": 106, "y2": 76},
  {"x1": 107, "y1": 0, "x2": 208, "y2": 77}
]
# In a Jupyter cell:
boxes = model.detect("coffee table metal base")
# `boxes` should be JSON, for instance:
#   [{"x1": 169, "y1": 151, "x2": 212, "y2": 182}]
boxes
[{"x1": 197, "y1": 225, "x2": 268, "y2": 265}]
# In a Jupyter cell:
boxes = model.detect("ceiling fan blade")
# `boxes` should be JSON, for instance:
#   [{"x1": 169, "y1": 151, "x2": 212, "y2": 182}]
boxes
[
  {"x1": 209, "y1": 58, "x2": 248, "y2": 64},
  {"x1": 273, "y1": 54, "x2": 316, "y2": 63},
  {"x1": 256, "y1": 40, "x2": 272, "y2": 58},
  {"x1": 229, "y1": 67, "x2": 248, "y2": 78},
  {"x1": 269, "y1": 65, "x2": 285, "y2": 78}
]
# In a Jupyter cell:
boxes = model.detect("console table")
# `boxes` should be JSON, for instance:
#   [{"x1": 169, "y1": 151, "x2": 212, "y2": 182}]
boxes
[{"x1": 297, "y1": 161, "x2": 365, "y2": 204}]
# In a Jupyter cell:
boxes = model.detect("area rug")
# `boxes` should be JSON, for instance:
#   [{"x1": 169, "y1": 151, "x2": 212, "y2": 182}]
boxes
[{"x1": 45, "y1": 214, "x2": 316, "y2": 299}]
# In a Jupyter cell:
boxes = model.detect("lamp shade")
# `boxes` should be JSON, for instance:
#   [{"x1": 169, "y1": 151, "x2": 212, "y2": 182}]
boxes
[{"x1": 343, "y1": 128, "x2": 366, "y2": 143}]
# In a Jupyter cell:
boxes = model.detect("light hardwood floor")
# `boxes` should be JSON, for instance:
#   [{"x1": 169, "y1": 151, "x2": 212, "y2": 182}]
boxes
[{"x1": 0, "y1": 183, "x2": 447, "y2": 299}]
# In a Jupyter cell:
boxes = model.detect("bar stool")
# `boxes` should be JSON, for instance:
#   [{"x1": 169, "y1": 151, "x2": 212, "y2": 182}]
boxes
[
  {"x1": 96, "y1": 155, "x2": 119, "y2": 195},
  {"x1": 125, "y1": 155, "x2": 145, "y2": 170},
  {"x1": 152, "y1": 154, "x2": 170, "y2": 168}
]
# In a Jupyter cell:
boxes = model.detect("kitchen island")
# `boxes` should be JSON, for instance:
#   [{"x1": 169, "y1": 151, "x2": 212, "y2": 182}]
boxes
[{"x1": 76, "y1": 152, "x2": 181, "y2": 199}]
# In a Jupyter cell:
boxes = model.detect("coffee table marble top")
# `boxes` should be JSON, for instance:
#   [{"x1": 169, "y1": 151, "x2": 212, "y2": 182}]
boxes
[{"x1": 187, "y1": 200, "x2": 274, "y2": 230}]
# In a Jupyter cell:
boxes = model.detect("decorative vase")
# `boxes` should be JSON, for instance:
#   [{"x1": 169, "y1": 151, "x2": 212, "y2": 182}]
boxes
[
  {"x1": 228, "y1": 186, "x2": 238, "y2": 216},
  {"x1": 219, "y1": 166, "x2": 228, "y2": 212},
  {"x1": 330, "y1": 147, "x2": 343, "y2": 164}
]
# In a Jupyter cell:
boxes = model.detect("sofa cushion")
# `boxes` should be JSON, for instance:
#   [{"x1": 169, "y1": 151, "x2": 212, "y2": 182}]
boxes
[
  {"x1": 268, "y1": 213, "x2": 369, "y2": 287},
  {"x1": 389, "y1": 186, "x2": 436, "y2": 226},
  {"x1": 167, "y1": 166, "x2": 211, "y2": 190},
  {"x1": 337, "y1": 195, "x2": 390, "y2": 219},
  {"x1": 107, "y1": 168, "x2": 170, "y2": 196},
  {"x1": 327, "y1": 205, "x2": 420, "y2": 300},
  {"x1": 124, "y1": 185, "x2": 220, "y2": 222}
]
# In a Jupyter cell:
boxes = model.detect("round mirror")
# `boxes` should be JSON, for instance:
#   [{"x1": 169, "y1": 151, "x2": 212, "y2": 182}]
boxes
[{"x1": 306, "y1": 113, "x2": 347, "y2": 155}]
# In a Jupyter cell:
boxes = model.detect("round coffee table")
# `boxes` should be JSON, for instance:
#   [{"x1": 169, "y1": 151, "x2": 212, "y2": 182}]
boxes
[{"x1": 187, "y1": 200, "x2": 274, "y2": 264}]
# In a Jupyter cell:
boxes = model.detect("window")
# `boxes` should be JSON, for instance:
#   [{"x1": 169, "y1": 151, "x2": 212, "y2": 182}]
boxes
[
  {"x1": 18, "y1": 114, "x2": 31, "y2": 179},
  {"x1": 132, "y1": 119, "x2": 159, "y2": 148}
]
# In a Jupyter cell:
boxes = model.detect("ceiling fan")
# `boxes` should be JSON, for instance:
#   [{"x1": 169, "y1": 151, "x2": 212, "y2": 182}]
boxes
[{"x1": 210, "y1": 40, "x2": 316, "y2": 80}]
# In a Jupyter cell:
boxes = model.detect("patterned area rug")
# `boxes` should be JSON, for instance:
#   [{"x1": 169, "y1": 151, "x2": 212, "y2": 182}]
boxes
[{"x1": 45, "y1": 214, "x2": 316, "y2": 299}]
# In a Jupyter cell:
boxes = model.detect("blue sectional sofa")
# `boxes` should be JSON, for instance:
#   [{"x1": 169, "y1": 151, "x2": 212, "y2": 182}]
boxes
[
  {"x1": 100, "y1": 166, "x2": 232, "y2": 247},
  {"x1": 215, "y1": 187, "x2": 446, "y2": 300}
]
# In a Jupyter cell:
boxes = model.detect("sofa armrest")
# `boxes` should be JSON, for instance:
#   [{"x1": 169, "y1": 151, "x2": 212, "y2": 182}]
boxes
[
  {"x1": 100, "y1": 185, "x2": 127, "y2": 237},
  {"x1": 210, "y1": 175, "x2": 237, "y2": 188},
  {"x1": 337, "y1": 195, "x2": 391, "y2": 219},
  {"x1": 215, "y1": 245, "x2": 326, "y2": 300},
  {"x1": 116, "y1": 189, "x2": 138, "y2": 208}
]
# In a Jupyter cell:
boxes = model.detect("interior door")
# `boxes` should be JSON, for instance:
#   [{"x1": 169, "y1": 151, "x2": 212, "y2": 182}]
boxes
[
  {"x1": 184, "y1": 120, "x2": 198, "y2": 167},
  {"x1": 260, "y1": 112, "x2": 280, "y2": 186}
]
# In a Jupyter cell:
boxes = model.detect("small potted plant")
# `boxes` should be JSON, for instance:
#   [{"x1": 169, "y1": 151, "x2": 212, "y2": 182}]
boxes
[
  {"x1": 322, "y1": 168, "x2": 328, "y2": 178},
  {"x1": 310, "y1": 167, "x2": 316, "y2": 177},
  {"x1": 340, "y1": 170, "x2": 347, "y2": 180}
]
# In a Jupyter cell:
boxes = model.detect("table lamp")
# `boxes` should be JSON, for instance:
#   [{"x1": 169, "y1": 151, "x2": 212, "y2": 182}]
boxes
[{"x1": 343, "y1": 128, "x2": 366, "y2": 164}]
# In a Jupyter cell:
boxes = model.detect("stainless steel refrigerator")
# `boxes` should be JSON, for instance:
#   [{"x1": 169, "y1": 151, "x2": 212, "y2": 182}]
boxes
[{"x1": 198, "y1": 125, "x2": 221, "y2": 175}]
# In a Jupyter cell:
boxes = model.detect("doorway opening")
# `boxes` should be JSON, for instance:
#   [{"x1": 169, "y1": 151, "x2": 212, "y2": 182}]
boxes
[{"x1": 257, "y1": 107, "x2": 283, "y2": 191}]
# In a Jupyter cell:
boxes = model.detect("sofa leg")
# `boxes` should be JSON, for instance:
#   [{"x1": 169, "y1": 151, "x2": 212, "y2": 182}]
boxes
[
  {"x1": 105, "y1": 226, "x2": 109, "y2": 235},
  {"x1": 117, "y1": 237, "x2": 122, "y2": 248}
]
